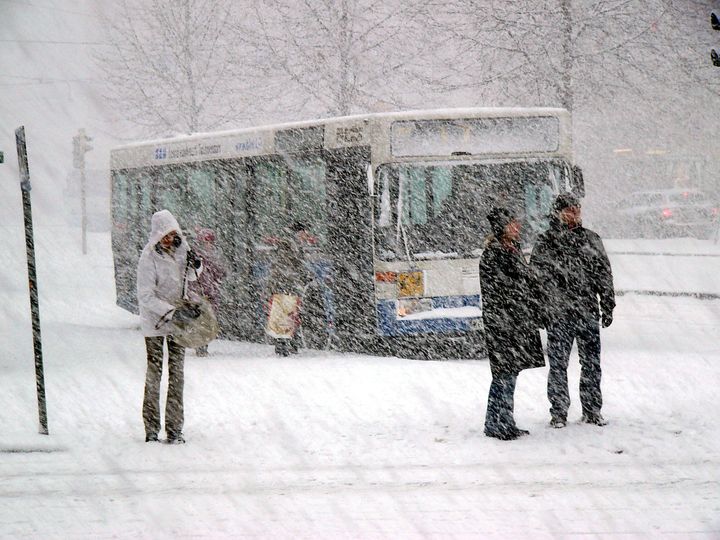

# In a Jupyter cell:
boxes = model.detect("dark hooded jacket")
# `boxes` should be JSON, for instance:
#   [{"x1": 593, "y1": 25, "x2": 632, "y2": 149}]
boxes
[
  {"x1": 479, "y1": 236, "x2": 546, "y2": 377},
  {"x1": 530, "y1": 217, "x2": 615, "y2": 321},
  {"x1": 268, "y1": 236, "x2": 311, "y2": 296}
]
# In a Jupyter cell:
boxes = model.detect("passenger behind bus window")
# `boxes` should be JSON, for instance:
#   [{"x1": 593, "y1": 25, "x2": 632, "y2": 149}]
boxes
[{"x1": 188, "y1": 227, "x2": 226, "y2": 357}]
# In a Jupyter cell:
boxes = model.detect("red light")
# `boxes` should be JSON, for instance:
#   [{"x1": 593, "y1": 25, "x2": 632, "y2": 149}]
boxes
[
  {"x1": 662, "y1": 208, "x2": 673, "y2": 218},
  {"x1": 375, "y1": 271, "x2": 397, "y2": 283}
]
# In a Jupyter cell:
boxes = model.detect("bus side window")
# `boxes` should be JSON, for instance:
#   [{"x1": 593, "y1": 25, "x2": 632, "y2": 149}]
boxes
[
  {"x1": 288, "y1": 155, "x2": 327, "y2": 246},
  {"x1": 138, "y1": 169, "x2": 153, "y2": 240},
  {"x1": 254, "y1": 160, "x2": 287, "y2": 245},
  {"x1": 216, "y1": 161, "x2": 248, "y2": 245},
  {"x1": 156, "y1": 168, "x2": 186, "y2": 220},
  {"x1": 112, "y1": 172, "x2": 129, "y2": 229},
  {"x1": 188, "y1": 167, "x2": 217, "y2": 231}
]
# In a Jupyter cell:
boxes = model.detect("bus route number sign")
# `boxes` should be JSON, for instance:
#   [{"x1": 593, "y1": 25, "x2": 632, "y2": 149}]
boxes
[{"x1": 337, "y1": 126, "x2": 364, "y2": 145}]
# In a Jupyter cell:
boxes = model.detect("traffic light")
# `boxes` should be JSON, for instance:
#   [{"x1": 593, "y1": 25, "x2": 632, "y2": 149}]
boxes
[
  {"x1": 712, "y1": 13, "x2": 720, "y2": 66},
  {"x1": 72, "y1": 129, "x2": 93, "y2": 168}
]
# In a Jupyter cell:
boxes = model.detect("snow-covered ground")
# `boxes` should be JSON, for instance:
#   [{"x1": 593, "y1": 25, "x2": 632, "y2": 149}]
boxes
[
  {"x1": 606, "y1": 238, "x2": 720, "y2": 296},
  {"x1": 1, "y1": 225, "x2": 719, "y2": 538}
]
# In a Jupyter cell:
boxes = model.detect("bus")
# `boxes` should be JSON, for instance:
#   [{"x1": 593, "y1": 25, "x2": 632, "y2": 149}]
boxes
[{"x1": 110, "y1": 107, "x2": 583, "y2": 358}]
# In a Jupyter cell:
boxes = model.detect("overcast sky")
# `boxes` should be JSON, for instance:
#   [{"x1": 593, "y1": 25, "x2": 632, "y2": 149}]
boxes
[{"x1": 2, "y1": 0, "x2": 719, "y2": 227}]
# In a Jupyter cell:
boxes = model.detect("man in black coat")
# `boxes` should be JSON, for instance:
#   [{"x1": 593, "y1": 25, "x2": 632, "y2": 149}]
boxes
[
  {"x1": 530, "y1": 194, "x2": 615, "y2": 428},
  {"x1": 479, "y1": 207, "x2": 546, "y2": 440}
]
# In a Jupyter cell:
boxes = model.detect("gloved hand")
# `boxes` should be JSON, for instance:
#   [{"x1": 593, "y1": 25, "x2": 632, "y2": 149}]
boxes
[
  {"x1": 173, "y1": 303, "x2": 202, "y2": 323},
  {"x1": 187, "y1": 250, "x2": 202, "y2": 270},
  {"x1": 601, "y1": 311, "x2": 613, "y2": 328}
]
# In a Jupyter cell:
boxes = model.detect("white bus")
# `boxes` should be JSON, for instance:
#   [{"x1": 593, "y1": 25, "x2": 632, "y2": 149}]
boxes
[{"x1": 110, "y1": 107, "x2": 582, "y2": 358}]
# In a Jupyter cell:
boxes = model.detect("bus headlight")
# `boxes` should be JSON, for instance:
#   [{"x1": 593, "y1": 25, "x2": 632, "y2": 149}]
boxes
[{"x1": 397, "y1": 297, "x2": 433, "y2": 318}]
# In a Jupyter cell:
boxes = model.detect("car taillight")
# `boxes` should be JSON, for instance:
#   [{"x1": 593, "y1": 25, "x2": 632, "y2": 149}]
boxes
[{"x1": 662, "y1": 208, "x2": 673, "y2": 218}]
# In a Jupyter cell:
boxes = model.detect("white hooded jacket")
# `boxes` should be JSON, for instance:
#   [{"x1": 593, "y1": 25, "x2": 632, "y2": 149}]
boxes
[{"x1": 136, "y1": 210, "x2": 202, "y2": 337}]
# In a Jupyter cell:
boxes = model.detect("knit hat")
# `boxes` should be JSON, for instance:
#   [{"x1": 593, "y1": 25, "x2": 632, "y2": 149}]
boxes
[
  {"x1": 553, "y1": 193, "x2": 581, "y2": 213},
  {"x1": 487, "y1": 206, "x2": 516, "y2": 238}
]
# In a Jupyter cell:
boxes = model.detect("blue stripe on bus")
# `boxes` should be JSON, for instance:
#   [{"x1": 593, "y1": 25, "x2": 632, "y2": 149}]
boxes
[
  {"x1": 376, "y1": 295, "x2": 481, "y2": 337},
  {"x1": 255, "y1": 258, "x2": 479, "y2": 338}
]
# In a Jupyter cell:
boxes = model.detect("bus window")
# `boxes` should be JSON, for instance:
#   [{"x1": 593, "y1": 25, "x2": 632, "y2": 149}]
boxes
[
  {"x1": 187, "y1": 166, "x2": 216, "y2": 231},
  {"x1": 287, "y1": 155, "x2": 327, "y2": 246},
  {"x1": 430, "y1": 167, "x2": 452, "y2": 217},
  {"x1": 155, "y1": 168, "x2": 187, "y2": 221},
  {"x1": 399, "y1": 165, "x2": 428, "y2": 226},
  {"x1": 215, "y1": 161, "x2": 248, "y2": 245},
  {"x1": 376, "y1": 160, "x2": 567, "y2": 260},
  {"x1": 375, "y1": 166, "x2": 396, "y2": 260},
  {"x1": 253, "y1": 160, "x2": 287, "y2": 244},
  {"x1": 378, "y1": 167, "x2": 393, "y2": 227},
  {"x1": 137, "y1": 169, "x2": 154, "y2": 240},
  {"x1": 523, "y1": 163, "x2": 557, "y2": 242},
  {"x1": 112, "y1": 172, "x2": 129, "y2": 227},
  {"x1": 548, "y1": 162, "x2": 562, "y2": 192}
]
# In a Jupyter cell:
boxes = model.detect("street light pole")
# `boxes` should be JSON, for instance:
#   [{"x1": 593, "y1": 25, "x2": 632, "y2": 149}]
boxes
[
  {"x1": 80, "y1": 158, "x2": 87, "y2": 254},
  {"x1": 72, "y1": 128, "x2": 93, "y2": 255}
]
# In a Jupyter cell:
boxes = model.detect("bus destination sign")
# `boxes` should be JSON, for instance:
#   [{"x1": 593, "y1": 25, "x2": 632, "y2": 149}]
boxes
[{"x1": 391, "y1": 116, "x2": 560, "y2": 158}]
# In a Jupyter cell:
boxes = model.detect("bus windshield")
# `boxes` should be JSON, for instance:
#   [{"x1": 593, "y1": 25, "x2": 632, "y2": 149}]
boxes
[{"x1": 374, "y1": 159, "x2": 567, "y2": 260}]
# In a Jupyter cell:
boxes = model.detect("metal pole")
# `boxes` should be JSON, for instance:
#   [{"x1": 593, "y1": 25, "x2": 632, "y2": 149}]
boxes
[
  {"x1": 80, "y1": 163, "x2": 87, "y2": 254},
  {"x1": 15, "y1": 126, "x2": 49, "y2": 435}
]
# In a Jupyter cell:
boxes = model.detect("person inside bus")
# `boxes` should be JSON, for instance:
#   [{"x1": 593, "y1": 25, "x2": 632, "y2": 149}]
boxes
[
  {"x1": 266, "y1": 221, "x2": 312, "y2": 356},
  {"x1": 188, "y1": 227, "x2": 226, "y2": 357},
  {"x1": 136, "y1": 209, "x2": 203, "y2": 444},
  {"x1": 479, "y1": 206, "x2": 546, "y2": 440}
]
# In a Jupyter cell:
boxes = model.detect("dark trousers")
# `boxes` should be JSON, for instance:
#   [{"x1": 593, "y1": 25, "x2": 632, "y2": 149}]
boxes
[
  {"x1": 143, "y1": 336, "x2": 185, "y2": 438},
  {"x1": 484, "y1": 373, "x2": 518, "y2": 435},
  {"x1": 274, "y1": 328, "x2": 301, "y2": 356},
  {"x1": 546, "y1": 316, "x2": 602, "y2": 420}
]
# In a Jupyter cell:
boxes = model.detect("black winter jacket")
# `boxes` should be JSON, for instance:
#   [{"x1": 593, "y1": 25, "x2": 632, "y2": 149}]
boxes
[
  {"x1": 530, "y1": 220, "x2": 615, "y2": 321},
  {"x1": 479, "y1": 237, "x2": 546, "y2": 377},
  {"x1": 268, "y1": 238, "x2": 310, "y2": 296}
]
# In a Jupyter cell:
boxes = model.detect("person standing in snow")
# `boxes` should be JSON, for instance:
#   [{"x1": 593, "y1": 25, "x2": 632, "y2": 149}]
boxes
[
  {"x1": 188, "y1": 227, "x2": 226, "y2": 357},
  {"x1": 266, "y1": 222, "x2": 312, "y2": 356},
  {"x1": 530, "y1": 194, "x2": 615, "y2": 428},
  {"x1": 479, "y1": 207, "x2": 546, "y2": 440},
  {"x1": 137, "y1": 209, "x2": 203, "y2": 444}
]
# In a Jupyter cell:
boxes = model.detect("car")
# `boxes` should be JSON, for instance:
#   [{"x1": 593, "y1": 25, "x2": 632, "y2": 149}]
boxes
[{"x1": 616, "y1": 188, "x2": 719, "y2": 239}]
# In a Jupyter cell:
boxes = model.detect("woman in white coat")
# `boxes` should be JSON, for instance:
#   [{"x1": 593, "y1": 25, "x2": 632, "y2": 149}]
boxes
[{"x1": 136, "y1": 209, "x2": 202, "y2": 444}]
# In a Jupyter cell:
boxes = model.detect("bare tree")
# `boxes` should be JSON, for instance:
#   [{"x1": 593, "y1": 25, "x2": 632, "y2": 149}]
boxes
[
  {"x1": 417, "y1": 0, "x2": 676, "y2": 113},
  {"x1": 238, "y1": 0, "x2": 434, "y2": 118},
  {"x1": 97, "y1": 0, "x2": 258, "y2": 135}
]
